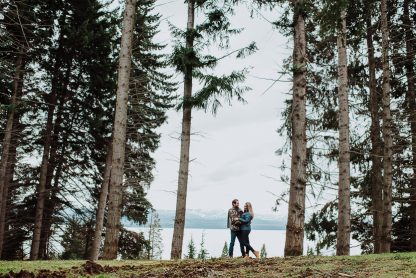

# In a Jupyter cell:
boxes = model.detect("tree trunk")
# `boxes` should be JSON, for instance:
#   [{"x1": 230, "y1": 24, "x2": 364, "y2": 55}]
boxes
[
  {"x1": 148, "y1": 212, "x2": 153, "y2": 260},
  {"x1": 38, "y1": 100, "x2": 66, "y2": 259},
  {"x1": 90, "y1": 143, "x2": 112, "y2": 260},
  {"x1": 102, "y1": 0, "x2": 137, "y2": 260},
  {"x1": 403, "y1": 0, "x2": 416, "y2": 251},
  {"x1": 284, "y1": 0, "x2": 307, "y2": 257},
  {"x1": 0, "y1": 120, "x2": 18, "y2": 259},
  {"x1": 29, "y1": 8, "x2": 71, "y2": 259},
  {"x1": 83, "y1": 222, "x2": 94, "y2": 259},
  {"x1": 366, "y1": 13, "x2": 384, "y2": 254},
  {"x1": 37, "y1": 70, "x2": 74, "y2": 259},
  {"x1": 170, "y1": 0, "x2": 195, "y2": 260},
  {"x1": 380, "y1": 0, "x2": 393, "y2": 253},
  {"x1": 38, "y1": 142, "x2": 66, "y2": 259},
  {"x1": 0, "y1": 49, "x2": 25, "y2": 256},
  {"x1": 30, "y1": 87, "x2": 58, "y2": 260},
  {"x1": 336, "y1": 7, "x2": 350, "y2": 256},
  {"x1": 30, "y1": 53, "x2": 72, "y2": 260}
]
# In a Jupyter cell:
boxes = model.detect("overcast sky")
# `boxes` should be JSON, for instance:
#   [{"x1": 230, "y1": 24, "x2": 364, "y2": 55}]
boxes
[{"x1": 147, "y1": 1, "x2": 292, "y2": 216}]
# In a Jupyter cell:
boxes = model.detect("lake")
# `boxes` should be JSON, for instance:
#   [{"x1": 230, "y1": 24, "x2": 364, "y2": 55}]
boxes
[{"x1": 127, "y1": 227, "x2": 361, "y2": 259}]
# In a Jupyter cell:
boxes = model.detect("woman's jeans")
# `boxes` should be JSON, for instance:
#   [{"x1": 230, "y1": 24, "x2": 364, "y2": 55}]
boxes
[
  {"x1": 229, "y1": 230, "x2": 245, "y2": 257},
  {"x1": 240, "y1": 229, "x2": 255, "y2": 254}
]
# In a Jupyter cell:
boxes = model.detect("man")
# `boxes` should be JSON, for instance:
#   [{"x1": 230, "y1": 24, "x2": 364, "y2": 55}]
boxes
[{"x1": 227, "y1": 199, "x2": 244, "y2": 257}]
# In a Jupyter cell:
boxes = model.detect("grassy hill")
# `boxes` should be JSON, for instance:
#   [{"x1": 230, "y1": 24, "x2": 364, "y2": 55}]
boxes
[{"x1": 1, "y1": 253, "x2": 416, "y2": 277}]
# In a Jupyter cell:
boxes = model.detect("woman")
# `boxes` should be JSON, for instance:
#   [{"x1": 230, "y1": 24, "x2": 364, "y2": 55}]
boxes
[{"x1": 239, "y1": 202, "x2": 259, "y2": 258}]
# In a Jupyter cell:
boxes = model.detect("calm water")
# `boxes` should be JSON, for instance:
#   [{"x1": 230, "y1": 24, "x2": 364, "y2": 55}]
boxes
[{"x1": 128, "y1": 228, "x2": 361, "y2": 259}]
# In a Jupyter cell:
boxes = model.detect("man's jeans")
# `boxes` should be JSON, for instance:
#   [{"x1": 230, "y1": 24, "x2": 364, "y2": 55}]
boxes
[{"x1": 229, "y1": 230, "x2": 244, "y2": 257}]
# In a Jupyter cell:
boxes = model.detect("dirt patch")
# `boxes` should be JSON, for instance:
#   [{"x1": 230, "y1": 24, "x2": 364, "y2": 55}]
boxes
[
  {"x1": 1, "y1": 270, "x2": 35, "y2": 278},
  {"x1": 0, "y1": 261, "x2": 118, "y2": 278},
  {"x1": 0, "y1": 269, "x2": 67, "y2": 278},
  {"x1": 81, "y1": 260, "x2": 115, "y2": 275}
]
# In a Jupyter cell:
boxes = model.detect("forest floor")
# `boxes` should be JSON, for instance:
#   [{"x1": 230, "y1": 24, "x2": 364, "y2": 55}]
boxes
[{"x1": 0, "y1": 252, "x2": 415, "y2": 277}]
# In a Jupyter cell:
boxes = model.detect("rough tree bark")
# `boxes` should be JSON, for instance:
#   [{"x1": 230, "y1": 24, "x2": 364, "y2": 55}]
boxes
[
  {"x1": 380, "y1": 0, "x2": 393, "y2": 253},
  {"x1": 0, "y1": 49, "x2": 25, "y2": 256},
  {"x1": 170, "y1": 0, "x2": 195, "y2": 260},
  {"x1": 403, "y1": 0, "x2": 416, "y2": 251},
  {"x1": 37, "y1": 64, "x2": 73, "y2": 259},
  {"x1": 366, "y1": 12, "x2": 384, "y2": 254},
  {"x1": 38, "y1": 98, "x2": 65, "y2": 259},
  {"x1": 336, "y1": 7, "x2": 351, "y2": 256},
  {"x1": 284, "y1": 0, "x2": 307, "y2": 257},
  {"x1": 30, "y1": 11, "x2": 68, "y2": 259},
  {"x1": 30, "y1": 83, "x2": 58, "y2": 260},
  {"x1": 102, "y1": 0, "x2": 137, "y2": 260},
  {"x1": 0, "y1": 119, "x2": 18, "y2": 258},
  {"x1": 30, "y1": 54, "x2": 73, "y2": 260},
  {"x1": 38, "y1": 134, "x2": 68, "y2": 258},
  {"x1": 90, "y1": 143, "x2": 112, "y2": 260}
]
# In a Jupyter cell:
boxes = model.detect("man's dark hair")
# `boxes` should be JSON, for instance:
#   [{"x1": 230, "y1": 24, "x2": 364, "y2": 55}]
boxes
[{"x1": 232, "y1": 199, "x2": 239, "y2": 205}]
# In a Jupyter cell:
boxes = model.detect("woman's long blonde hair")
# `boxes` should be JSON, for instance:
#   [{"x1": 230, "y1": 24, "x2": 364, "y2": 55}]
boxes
[{"x1": 245, "y1": 202, "x2": 254, "y2": 218}]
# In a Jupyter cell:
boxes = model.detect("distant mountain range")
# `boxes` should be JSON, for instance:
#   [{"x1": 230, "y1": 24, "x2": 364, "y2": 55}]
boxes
[{"x1": 124, "y1": 209, "x2": 286, "y2": 230}]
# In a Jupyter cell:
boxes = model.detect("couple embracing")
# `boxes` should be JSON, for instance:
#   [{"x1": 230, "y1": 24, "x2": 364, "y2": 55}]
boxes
[{"x1": 227, "y1": 199, "x2": 259, "y2": 259}]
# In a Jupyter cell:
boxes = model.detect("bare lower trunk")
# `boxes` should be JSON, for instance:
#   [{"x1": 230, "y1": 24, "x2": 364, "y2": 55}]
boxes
[
  {"x1": 366, "y1": 14, "x2": 384, "y2": 254},
  {"x1": 147, "y1": 212, "x2": 154, "y2": 260},
  {"x1": 0, "y1": 124, "x2": 18, "y2": 258},
  {"x1": 403, "y1": 0, "x2": 416, "y2": 251},
  {"x1": 83, "y1": 223, "x2": 94, "y2": 259},
  {"x1": 38, "y1": 186, "x2": 54, "y2": 259},
  {"x1": 284, "y1": 0, "x2": 307, "y2": 257},
  {"x1": 38, "y1": 150, "x2": 64, "y2": 259},
  {"x1": 0, "y1": 49, "x2": 25, "y2": 256},
  {"x1": 30, "y1": 91, "x2": 57, "y2": 260},
  {"x1": 336, "y1": 8, "x2": 350, "y2": 256},
  {"x1": 170, "y1": 0, "x2": 195, "y2": 260},
  {"x1": 102, "y1": 0, "x2": 137, "y2": 260},
  {"x1": 90, "y1": 143, "x2": 112, "y2": 260},
  {"x1": 38, "y1": 101, "x2": 66, "y2": 259},
  {"x1": 30, "y1": 11, "x2": 69, "y2": 259},
  {"x1": 30, "y1": 57, "x2": 72, "y2": 260},
  {"x1": 380, "y1": 0, "x2": 393, "y2": 253}
]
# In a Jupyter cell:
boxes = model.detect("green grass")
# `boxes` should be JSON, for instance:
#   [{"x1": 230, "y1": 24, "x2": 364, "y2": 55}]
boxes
[{"x1": 1, "y1": 253, "x2": 416, "y2": 277}]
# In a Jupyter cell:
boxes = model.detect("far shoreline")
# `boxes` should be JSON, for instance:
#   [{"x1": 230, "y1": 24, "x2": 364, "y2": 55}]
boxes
[{"x1": 126, "y1": 226, "x2": 286, "y2": 231}]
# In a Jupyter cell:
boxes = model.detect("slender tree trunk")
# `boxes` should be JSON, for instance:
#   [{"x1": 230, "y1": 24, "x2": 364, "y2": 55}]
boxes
[
  {"x1": 38, "y1": 183, "x2": 55, "y2": 259},
  {"x1": 30, "y1": 68, "x2": 69, "y2": 260},
  {"x1": 148, "y1": 212, "x2": 153, "y2": 260},
  {"x1": 0, "y1": 49, "x2": 25, "y2": 256},
  {"x1": 336, "y1": 7, "x2": 350, "y2": 256},
  {"x1": 102, "y1": 0, "x2": 137, "y2": 260},
  {"x1": 151, "y1": 219, "x2": 155, "y2": 259},
  {"x1": 0, "y1": 152, "x2": 15, "y2": 259},
  {"x1": 84, "y1": 223, "x2": 94, "y2": 259},
  {"x1": 30, "y1": 56, "x2": 72, "y2": 260},
  {"x1": 0, "y1": 121, "x2": 18, "y2": 258},
  {"x1": 38, "y1": 141, "x2": 66, "y2": 259},
  {"x1": 30, "y1": 9, "x2": 69, "y2": 259},
  {"x1": 366, "y1": 14, "x2": 384, "y2": 254},
  {"x1": 170, "y1": 0, "x2": 195, "y2": 260},
  {"x1": 284, "y1": 0, "x2": 307, "y2": 257},
  {"x1": 30, "y1": 89, "x2": 58, "y2": 260},
  {"x1": 90, "y1": 143, "x2": 112, "y2": 260},
  {"x1": 38, "y1": 101, "x2": 65, "y2": 259},
  {"x1": 38, "y1": 75, "x2": 74, "y2": 259},
  {"x1": 380, "y1": 0, "x2": 393, "y2": 253},
  {"x1": 403, "y1": 0, "x2": 416, "y2": 251}
]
